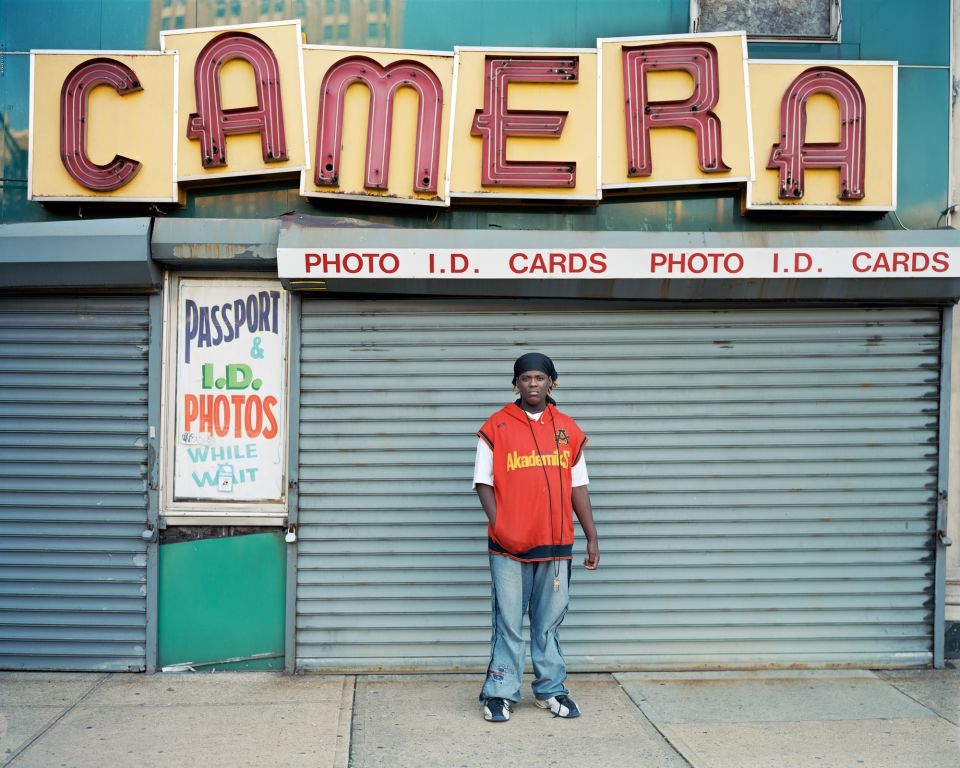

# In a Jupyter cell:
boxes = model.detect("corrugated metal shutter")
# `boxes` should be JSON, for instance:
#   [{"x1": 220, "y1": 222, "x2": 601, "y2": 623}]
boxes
[
  {"x1": 296, "y1": 301, "x2": 939, "y2": 670},
  {"x1": 0, "y1": 296, "x2": 150, "y2": 671}
]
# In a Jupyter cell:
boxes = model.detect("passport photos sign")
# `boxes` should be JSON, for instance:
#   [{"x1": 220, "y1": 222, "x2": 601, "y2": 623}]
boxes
[{"x1": 172, "y1": 279, "x2": 288, "y2": 505}]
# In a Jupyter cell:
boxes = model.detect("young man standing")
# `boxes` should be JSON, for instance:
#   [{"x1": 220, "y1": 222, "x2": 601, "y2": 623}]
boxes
[{"x1": 473, "y1": 352, "x2": 600, "y2": 723}]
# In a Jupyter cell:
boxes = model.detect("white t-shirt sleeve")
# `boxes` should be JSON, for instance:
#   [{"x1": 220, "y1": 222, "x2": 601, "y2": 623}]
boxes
[
  {"x1": 473, "y1": 439, "x2": 494, "y2": 487},
  {"x1": 571, "y1": 452, "x2": 589, "y2": 487},
  {"x1": 472, "y1": 438, "x2": 589, "y2": 487}
]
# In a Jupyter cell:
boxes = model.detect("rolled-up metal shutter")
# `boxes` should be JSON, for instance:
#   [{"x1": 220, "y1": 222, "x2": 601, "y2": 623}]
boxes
[
  {"x1": 0, "y1": 296, "x2": 150, "y2": 671},
  {"x1": 296, "y1": 300, "x2": 939, "y2": 670}
]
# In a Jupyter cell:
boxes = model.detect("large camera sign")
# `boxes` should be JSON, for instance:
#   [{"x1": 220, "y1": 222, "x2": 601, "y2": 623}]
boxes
[{"x1": 29, "y1": 23, "x2": 896, "y2": 212}]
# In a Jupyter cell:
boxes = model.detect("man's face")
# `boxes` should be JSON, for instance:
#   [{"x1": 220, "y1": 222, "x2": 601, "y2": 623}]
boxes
[{"x1": 516, "y1": 370, "x2": 552, "y2": 411}]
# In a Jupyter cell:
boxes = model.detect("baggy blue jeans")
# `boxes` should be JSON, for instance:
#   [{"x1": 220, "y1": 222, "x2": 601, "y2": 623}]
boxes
[{"x1": 480, "y1": 554, "x2": 571, "y2": 703}]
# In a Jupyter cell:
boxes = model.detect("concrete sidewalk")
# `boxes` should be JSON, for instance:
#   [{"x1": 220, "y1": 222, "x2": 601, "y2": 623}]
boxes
[{"x1": 1, "y1": 668, "x2": 957, "y2": 768}]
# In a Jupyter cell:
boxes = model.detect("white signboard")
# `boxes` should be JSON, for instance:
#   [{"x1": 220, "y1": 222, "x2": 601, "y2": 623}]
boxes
[
  {"x1": 173, "y1": 280, "x2": 287, "y2": 502},
  {"x1": 278, "y1": 246, "x2": 960, "y2": 280}
]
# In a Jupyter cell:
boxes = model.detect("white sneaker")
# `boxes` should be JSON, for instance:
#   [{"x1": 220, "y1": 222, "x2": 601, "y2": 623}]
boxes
[
  {"x1": 535, "y1": 694, "x2": 581, "y2": 718},
  {"x1": 483, "y1": 697, "x2": 512, "y2": 722}
]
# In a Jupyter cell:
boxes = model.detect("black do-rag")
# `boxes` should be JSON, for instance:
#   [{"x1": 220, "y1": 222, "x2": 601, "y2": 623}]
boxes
[{"x1": 512, "y1": 352, "x2": 558, "y2": 385}]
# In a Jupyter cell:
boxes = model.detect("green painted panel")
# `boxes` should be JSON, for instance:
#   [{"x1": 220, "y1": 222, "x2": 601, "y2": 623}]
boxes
[{"x1": 158, "y1": 532, "x2": 286, "y2": 671}]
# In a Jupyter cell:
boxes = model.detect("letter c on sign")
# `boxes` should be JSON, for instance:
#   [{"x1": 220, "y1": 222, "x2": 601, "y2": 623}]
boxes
[{"x1": 60, "y1": 58, "x2": 143, "y2": 191}]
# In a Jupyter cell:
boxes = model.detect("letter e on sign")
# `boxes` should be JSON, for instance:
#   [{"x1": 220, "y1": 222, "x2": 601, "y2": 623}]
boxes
[{"x1": 450, "y1": 47, "x2": 600, "y2": 201}]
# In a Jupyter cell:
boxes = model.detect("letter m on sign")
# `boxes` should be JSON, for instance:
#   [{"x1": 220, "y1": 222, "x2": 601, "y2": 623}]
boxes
[{"x1": 315, "y1": 56, "x2": 444, "y2": 194}]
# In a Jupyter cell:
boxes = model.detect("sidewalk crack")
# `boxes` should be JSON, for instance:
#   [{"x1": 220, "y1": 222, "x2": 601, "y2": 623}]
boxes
[
  {"x1": 335, "y1": 675, "x2": 356, "y2": 768},
  {"x1": 877, "y1": 674, "x2": 960, "y2": 727},
  {"x1": 2, "y1": 673, "x2": 111, "y2": 768},
  {"x1": 612, "y1": 674, "x2": 694, "y2": 768}
]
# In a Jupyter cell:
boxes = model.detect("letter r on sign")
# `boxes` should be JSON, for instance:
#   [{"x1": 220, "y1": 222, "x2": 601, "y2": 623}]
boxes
[{"x1": 621, "y1": 41, "x2": 729, "y2": 177}]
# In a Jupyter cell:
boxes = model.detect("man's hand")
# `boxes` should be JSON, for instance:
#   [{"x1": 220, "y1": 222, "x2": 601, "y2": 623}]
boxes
[
  {"x1": 572, "y1": 485, "x2": 599, "y2": 570},
  {"x1": 476, "y1": 483, "x2": 496, "y2": 527},
  {"x1": 583, "y1": 539, "x2": 600, "y2": 570}
]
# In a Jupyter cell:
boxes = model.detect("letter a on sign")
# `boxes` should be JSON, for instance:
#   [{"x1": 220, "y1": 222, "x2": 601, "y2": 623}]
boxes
[
  {"x1": 746, "y1": 60, "x2": 894, "y2": 211},
  {"x1": 186, "y1": 31, "x2": 288, "y2": 168},
  {"x1": 768, "y1": 66, "x2": 866, "y2": 200}
]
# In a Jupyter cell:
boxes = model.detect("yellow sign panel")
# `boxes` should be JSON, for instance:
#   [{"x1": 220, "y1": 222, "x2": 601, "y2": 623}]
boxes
[
  {"x1": 160, "y1": 20, "x2": 309, "y2": 183},
  {"x1": 300, "y1": 46, "x2": 454, "y2": 206},
  {"x1": 746, "y1": 61, "x2": 896, "y2": 211},
  {"x1": 29, "y1": 52, "x2": 178, "y2": 202},
  {"x1": 450, "y1": 48, "x2": 600, "y2": 201},
  {"x1": 600, "y1": 32, "x2": 753, "y2": 190}
]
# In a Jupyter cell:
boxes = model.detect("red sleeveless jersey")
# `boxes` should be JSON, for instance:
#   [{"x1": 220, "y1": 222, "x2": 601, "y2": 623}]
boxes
[{"x1": 477, "y1": 402, "x2": 587, "y2": 562}]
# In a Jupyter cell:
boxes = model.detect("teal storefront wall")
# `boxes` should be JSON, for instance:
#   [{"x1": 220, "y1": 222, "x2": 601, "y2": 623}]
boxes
[
  {"x1": 0, "y1": 0, "x2": 952, "y2": 231},
  {"x1": 0, "y1": 1, "x2": 956, "y2": 671}
]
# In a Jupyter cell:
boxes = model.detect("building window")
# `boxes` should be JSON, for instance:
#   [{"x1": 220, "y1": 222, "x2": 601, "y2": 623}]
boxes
[
  {"x1": 340, "y1": 0, "x2": 350, "y2": 13},
  {"x1": 369, "y1": 0, "x2": 378, "y2": 11},
  {"x1": 691, "y1": 0, "x2": 841, "y2": 42},
  {"x1": 338, "y1": 23, "x2": 349, "y2": 38},
  {"x1": 323, "y1": 23, "x2": 334, "y2": 40},
  {"x1": 326, "y1": 0, "x2": 335, "y2": 14},
  {"x1": 261, "y1": 0, "x2": 271, "y2": 13}
]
